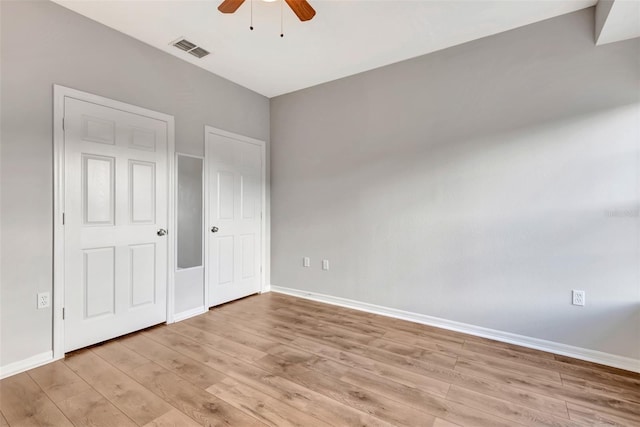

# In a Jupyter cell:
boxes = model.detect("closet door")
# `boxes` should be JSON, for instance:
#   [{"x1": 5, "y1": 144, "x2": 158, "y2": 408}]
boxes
[{"x1": 206, "y1": 130, "x2": 263, "y2": 306}]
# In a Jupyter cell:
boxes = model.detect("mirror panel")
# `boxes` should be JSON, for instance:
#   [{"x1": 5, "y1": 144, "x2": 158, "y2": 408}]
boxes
[{"x1": 177, "y1": 155, "x2": 203, "y2": 269}]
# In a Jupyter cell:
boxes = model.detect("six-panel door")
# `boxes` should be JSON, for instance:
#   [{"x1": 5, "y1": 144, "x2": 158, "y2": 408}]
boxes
[
  {"x1": 207, "y1": 132, "x2": 262, "y2": 307},
  {"x1": 64, "y1": 97, "x2": 168, "y2": 352}
]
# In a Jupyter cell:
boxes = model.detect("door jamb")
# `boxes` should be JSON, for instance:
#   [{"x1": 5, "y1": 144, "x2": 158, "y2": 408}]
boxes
[
  {"x1": 203, "y1": 125, "x2": 267, "y2": 308},
  {"x1": 53, "y1": 85, "x2": 176, "y2": 360}
]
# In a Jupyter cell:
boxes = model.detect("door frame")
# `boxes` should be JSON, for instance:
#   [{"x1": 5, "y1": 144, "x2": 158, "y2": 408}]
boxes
[
  {"x1": 203, "y1": 125, "x2": 267, "y2": 307},
  {"x1": 52, "y1": 85, "x2": 176, "y2": 360}
]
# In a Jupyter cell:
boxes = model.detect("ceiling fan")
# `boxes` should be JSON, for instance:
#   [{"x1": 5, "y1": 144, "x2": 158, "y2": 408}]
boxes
[{"x1": 218, "y1": 0, "x2": 316, "y2": 22}]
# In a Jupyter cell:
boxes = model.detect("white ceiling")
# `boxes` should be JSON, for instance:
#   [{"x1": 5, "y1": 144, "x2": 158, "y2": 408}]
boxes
[
  {"x1": 53, "y1": 0, "x2": 597, "y2": 98},
  {"x1": 596, "y1": 0, "x2": 640, "y2": 45}
]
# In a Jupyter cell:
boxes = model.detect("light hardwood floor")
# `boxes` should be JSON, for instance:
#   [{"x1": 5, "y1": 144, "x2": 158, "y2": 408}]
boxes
[{"x1": 1, "y1": 292, "x2": 639, "y2": 426}]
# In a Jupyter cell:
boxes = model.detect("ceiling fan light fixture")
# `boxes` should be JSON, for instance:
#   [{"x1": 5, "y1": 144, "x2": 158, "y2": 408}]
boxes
[{"x1": 218, "y1": 0, "x2": 315, "y2": 22}]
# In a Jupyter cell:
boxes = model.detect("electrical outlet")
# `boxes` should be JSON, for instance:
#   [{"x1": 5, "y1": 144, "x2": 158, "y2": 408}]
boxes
[
  {"x1": 322, "y1": 259, "x2": 329, "y2": 270},
  {"x1": 37, "y1": 292, "x2": 50, "y2": 309},
  {"x1": 572, "y1": 290, "x2": 585, "y2": 306},
  {"x1": 303, "y1": 257, "x2": 310, "y2": 267}
]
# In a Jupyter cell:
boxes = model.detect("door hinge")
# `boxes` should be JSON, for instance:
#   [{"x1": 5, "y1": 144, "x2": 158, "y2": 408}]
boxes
[
  {"x1": 62, "y1": 118, "x2": 65, "y2": 131},
  {"x1": 260, "y1": 265, "x2": 262, "y2": 273},
  {"x1": 62, "y1": 307, "x2": 65, "y2": 320},
  {"x1": 62, "y1": 212, "x2": 65, "y2": 225}
]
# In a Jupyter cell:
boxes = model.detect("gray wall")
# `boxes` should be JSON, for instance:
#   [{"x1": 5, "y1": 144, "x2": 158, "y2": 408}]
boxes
[
  {"x1": 271, "y1": 8, "x2": 640, "y2": 359},
  {"x1": 0, "y1": 0, "x2": 269, "y2": 367}
]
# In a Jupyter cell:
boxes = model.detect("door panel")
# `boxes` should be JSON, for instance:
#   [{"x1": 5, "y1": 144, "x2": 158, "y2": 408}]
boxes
[
  {"x1": 129, "y1": 161, "x2": 156, "y2": 223},
  {"x1": 207, "y1": 132, "x2": 262, "y2": 306},
  {"x1": 82, "y1": 115, "x2": 115, "y2": 145},
  {"x1": 83, "y1": 155, "x2": 115, "y2": 225},
  {"x1": 241, "y1": 235, "x2": 255, "y2": 279},
  {"x1": 130, "y1": 127, "x2": 157, "y2": 151},
  {"x1": 64, "y1": 97, "x2": 168, "y2": 352},
  {"x1": 242, "y1": 175, "x2": 258, "y2": 219},
  {"x1": 216, "y1": 236, "x2": 234, "y2": 285},
  {"x1": 129, "y1": 243, "x2": 156, "y2": 308},
  {"x1": 83, "y1": 247, "x2": 115, "y2": 318},
  {"x1": 218, "y1": 171, "x2": 235, "y2": 220}
]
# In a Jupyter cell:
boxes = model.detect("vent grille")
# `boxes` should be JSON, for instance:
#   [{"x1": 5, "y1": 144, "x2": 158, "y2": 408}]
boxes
[
  {"x1": 173, "y1": 39, "x2": 196, "y2": 52},
  {"x1": 170, "y1": 38, "x2": 210, "y2": 59},
  {"x1": 189, "y1": 47, "x2": 210, "y2": 58}
]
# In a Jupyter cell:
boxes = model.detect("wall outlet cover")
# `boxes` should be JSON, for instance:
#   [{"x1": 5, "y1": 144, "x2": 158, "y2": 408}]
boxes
[
  {"x1": 37, "y1": 292, "x2": 50, "y2": 309},
  {"x1": 572, "y1": 290, "x2": 585, "y2": 306}
]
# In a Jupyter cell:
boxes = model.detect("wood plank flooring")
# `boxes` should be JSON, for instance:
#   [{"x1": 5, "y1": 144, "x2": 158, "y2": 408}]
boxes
[{"x1": 1, "y1": 292, "x2": 639, "y2": 426}]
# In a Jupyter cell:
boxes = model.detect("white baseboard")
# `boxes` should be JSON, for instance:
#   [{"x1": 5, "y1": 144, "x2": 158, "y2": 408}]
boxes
[
  {"x1": 261, "y1": 284, "x2": 272, "y2": 293},
  {"x1": 1, "y1": 304, "x2": 210, "y2": 379},
  {"x1": 271, "y1": 286, "x2": 640, "y2": 373},
  {"x1": 173, "y1": 306, "x2": 207, "y2": 323},
  {"x1": 0, "y1": 351, "x2": 54, "y2": 380}
]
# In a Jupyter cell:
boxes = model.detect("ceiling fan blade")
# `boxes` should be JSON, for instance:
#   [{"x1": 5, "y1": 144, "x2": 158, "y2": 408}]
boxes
[
  {"x1": 284, "y1": 0, "x2": 316, "y2": 21},
  {"x1": 218, "y1": 0, "x2": 246, "y2": 14}
]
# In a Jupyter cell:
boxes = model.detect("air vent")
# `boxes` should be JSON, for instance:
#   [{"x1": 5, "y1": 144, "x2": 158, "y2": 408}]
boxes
[
  {"x1": 189, "y1": 47, "x2": 210, "y2": 58},
  {"x1": 173, "y1": 38, "x2": 196, "y2": 52},
  {"x1": 170, "y1": 38, "x2": 210, "y2": 59}
]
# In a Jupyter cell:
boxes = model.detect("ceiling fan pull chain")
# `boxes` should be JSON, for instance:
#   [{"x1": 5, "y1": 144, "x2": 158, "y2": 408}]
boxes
[
  {"x1": 280, "y1": 0, "x2": 284, "y2": 37},
  {"x1": 250, "y1": 0, "x2": 254, "y2": 30}
]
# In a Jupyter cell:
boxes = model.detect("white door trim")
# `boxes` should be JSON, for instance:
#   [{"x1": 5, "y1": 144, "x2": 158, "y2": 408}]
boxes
[
  {"x1": 203, "y1": 126, "x2": 267, "y2": 307},
  {"x1": 53, "y1": 85, "x2": 176, "y2": 361}
]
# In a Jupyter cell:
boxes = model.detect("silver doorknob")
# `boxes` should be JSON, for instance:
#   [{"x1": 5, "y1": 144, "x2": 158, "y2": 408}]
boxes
[
  {"x1": 210, "y1": 226, "x2": 219, "y2": 233},
  {"x1": 157, "y1": 229, "x2": 167, "y2": 236}
]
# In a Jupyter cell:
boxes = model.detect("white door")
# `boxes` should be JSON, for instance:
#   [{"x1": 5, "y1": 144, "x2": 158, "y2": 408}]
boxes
[
  {"x1": 206, "y1": 131, "x2": 263, "y2": 306},
  {"x1": 64, "y1": 97, "x2": 169, "y2": 352}
]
